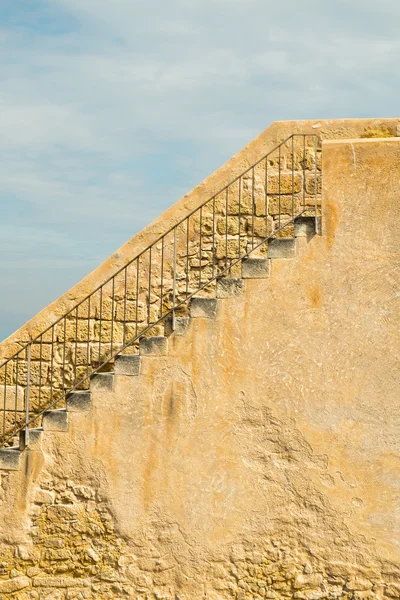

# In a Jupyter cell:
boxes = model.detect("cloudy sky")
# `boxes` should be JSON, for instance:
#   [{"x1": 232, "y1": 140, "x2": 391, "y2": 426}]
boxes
[{"x1": 1, "y1": 0, "x2": 399, "y2": 341}]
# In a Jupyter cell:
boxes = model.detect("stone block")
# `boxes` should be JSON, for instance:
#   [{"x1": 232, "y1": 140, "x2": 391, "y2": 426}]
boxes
[
  {"x1": 0, "y1": 576, "x2": 30, "y2": 593},
  {"x1": 14, "y1": 360, "x2": 49, "y2": 387},
  {"x1": 242, "y1": 258, "x2": 271, "y2": 279},
  {"x1": 1, "y1": 385, "x2": 24, "y2": 411},
  {"x1": 93, "y1": 321, "x2": 124, "y2": 343},
  {"x1": 294, "y1": 573, "x2": 323, "y2": 589},
  {"x1": 267, "y1": 173, "x2": 302, "y2": 194},
  {"x1": 139, "y1": 336, "x2": 168, "y2": 356},
  {"x1": 346, "y1": 578, "x2": 373, "y2": 591},
  {"x1": 0, "y1": 447, "x2": 21, "y2": 470},
  {"x1": 30, "y1": 342, "x2": 52, "y2": 361},
  {"x1": 33, "y1": 577, "x2": 90, "y2": 588},
  {"x1": 42, "y1": 409, "x2": 68, "y2": 432},
  {"x1": 246, "y1": 215, "x2": 274, "y2": 238},
  {"x1": 164, "y1": 316, "x2": 191, "y2": 337},
  {"x1": 217, "y1": 216, "x2": 247, "y2": 235},
  {"x1": 190, "y1": 298, "x2": 218, "y2": 319},
  {"x1": 90, "y1": 373, "x2": 114, "y2": 392},
  {"x1": 193, "y1": 213, "x2": 214, "y2": 235},
  {"x1": 305, "y1": 172, "x2": 322, "y2": 195},
  {"x1": 274, "y1": 217, "x2": 295, "y2": 238},
  {"x1": 66, "y1": 391, "x2": 92, "y2": 412},
  {"x1": 215, "y1": 238, "x2": 247, "y2": 260},
  {"x1": 267, "y1": 238, "x2": 297, "y2": 259},
  {"x1": 216, "y1": 278, "x2": 244, "y2": 298},
  {"x1": 34, "y1": 489, "x2": 54, "y2": 505},
  {"x1": 19, "y1": 427, "x2": 43, "y2": 451},
  {"x1": 115, "y1": 300, "x2": 146, "y2": 323},
  {"x1": 114, "y1": 354, "x2": 141, "y2": 376},
  {"x1": 294, "y1": 216, "x2": 317, "y2": 237},
  {"x1": 55, "y1": 319, "x2": 93, "y2": 343},
  {"x1": 268, "y1": 194, "x2": 300, "y2": 216}
]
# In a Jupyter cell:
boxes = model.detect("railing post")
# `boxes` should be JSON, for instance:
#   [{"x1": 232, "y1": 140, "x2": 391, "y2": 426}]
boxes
[
  {"x1": 25, "y1": 344, "x2": 31, "y2": 446},
  {"x1": 314, "y1": 135, "x2": 319, "y2": 235}
]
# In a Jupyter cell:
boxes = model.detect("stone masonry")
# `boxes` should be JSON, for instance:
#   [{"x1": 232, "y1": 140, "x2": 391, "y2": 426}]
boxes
[{"x1": 0, "y1": 122, "x2": 399, "y2": 599}]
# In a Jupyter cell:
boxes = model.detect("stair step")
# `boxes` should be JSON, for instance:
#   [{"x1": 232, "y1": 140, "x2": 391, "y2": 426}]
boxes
[
  {"x1": 242, "y1": 258, "x2": 271, "y2": 279},
  {"x1": 19, "y1": 428, "x2": 43, "y2": 451},
  {"x1": 0, "y1": 447, "x2": 21, "y2": 471},
  {"x1": 190, "y1": 298, "x2": 217, "y2": 319},
  {"x1": 67, "y1": 391, "x2": 92, "y2": 412},
  {"x1": 164, "y1": 316, "x2": 191, "y2": 337},
  {"x1": 42, "y1": 409, "x2": 68, "y2": 432},
  {"x1": 90, "y1": 373, "x2": 114, "y2": 392},
  {"x1": 294, "y1": 215, "x2": 319, "y2": 237},
  {"x1": 216, "y1": 278, "x2": 244, "y2": 299},
  {"x1": 114, "y1": 355, "x2": 141, "y2": 376},
  {"x1": 268, "y1": 238, "x2": 297, "y2": 259},
  {"x1": 139, "y1": 336, "x2": 168, "y2": 356}
]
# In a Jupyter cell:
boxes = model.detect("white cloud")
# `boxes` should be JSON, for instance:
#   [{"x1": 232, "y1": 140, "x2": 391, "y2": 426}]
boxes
[{"x1": 1, "y1": 0, "x2": 400, "y2": 338}]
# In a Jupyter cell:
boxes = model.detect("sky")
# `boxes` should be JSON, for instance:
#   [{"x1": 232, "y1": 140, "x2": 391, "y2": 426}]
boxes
[{"x1": 1, "y1": 0, "x2": 399, "y2": 342}]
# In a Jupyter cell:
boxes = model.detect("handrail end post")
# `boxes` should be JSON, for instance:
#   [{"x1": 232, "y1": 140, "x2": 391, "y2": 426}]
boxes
[{"x1": 25, "y1": 344, "x2": 31, "y2": 447}]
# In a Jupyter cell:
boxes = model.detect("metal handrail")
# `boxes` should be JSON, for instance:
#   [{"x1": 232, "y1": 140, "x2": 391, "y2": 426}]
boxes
[{"x1": 0, "y1": 133, "x2": 321, "y2": 446}]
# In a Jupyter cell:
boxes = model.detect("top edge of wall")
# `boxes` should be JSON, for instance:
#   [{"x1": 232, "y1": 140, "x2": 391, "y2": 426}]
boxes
[{"x1": 1, "y1": 117, "x2": 399, "y2": 355}]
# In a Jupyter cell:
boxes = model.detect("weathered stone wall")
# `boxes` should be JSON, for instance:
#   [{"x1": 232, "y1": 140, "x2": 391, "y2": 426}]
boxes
[
  {"x1": 0, "y1": 119, "x2": 397, "y2": 362},
  {"x1": 2, "y1": 119, "x2": 400, "y2": 444},
  {"x1": 0, "y1": 136, "x2": 399, "y2": 598},
  {"x1": 1, "y1": 133, "x2": 323, "y2": 442}
]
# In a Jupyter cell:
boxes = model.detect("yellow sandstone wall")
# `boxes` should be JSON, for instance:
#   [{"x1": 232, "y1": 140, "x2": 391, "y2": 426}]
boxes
[
  {"x1": 1, "y1": 118, "x2": 399, "y2": 445},
  {"x1": 0, "y1": 135, "x2": 398, "y2": 598},
  {"x1": 0, "y1": 118, "x2": 398, "y2": 359}
]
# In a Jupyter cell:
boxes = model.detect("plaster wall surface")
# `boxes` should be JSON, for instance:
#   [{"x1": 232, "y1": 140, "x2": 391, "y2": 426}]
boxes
[{"x1": 0, "y1": 138, "x2": 398, "y2": 599}]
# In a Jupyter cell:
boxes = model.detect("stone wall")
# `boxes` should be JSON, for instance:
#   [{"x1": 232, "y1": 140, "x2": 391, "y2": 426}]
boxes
[
  {"x1": 0, "y1": 133, "x2": 322, "y2": 443},
  {"x1": 1, "y1": 472, "x2": 398, "y2": 599},
  {"x1": 2, "y1": 118, "x2": 400, "y2": 444},
  {"x1": 0, "y1": 118, "x2": 398, "y2": 360},
  {"x1": 0, "y1": 136, "x2": 398, "y2": 598}
]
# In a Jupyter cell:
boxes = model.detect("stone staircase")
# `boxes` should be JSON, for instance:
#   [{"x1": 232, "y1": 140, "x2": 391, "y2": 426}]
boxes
[{"x1": 0, "y1": 217, "x2": 317, "y2": 472}]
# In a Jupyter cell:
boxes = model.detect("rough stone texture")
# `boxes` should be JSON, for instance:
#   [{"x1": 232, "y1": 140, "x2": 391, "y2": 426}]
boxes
[
  {"x1": 164, "y1": 316, "x2": 191, "y2": 337},
  {"x1": 268, "y1": 237, "x2": 297, "y2": 258},
  {"x1": 294, "y1": 216, "x2": 318, "y2": 237},
  {"x1": 90, "y1": 373, "x2": 114, "y2": 392},
  {"x1": 1, "y1": 119, "x2": 399, "y2": 446},
  {"x1": 0, "y1": 447, "x2": 20, "y2": 470},
  {"x1": 190, "y1": 297, "x2": 218, "y2": 318},
  {"x1": 19, "y1": 427, "x2": 43, "y2": 451},
  {"x1": 42, "y1": 409, "x2": 68, "y2": 432},
  {"x1": 216, "y1": 278, "x2": 244, "y2": 298},
  {"x1": 139, "y1": 336, "x2": 168, "y2": 356},
  {"x1": 0, "y1": 137, "x2": 398, "y2": 598},
  {"x1": 66, "y1": 391, "x2": 92, "y2": 412},
  {"x1": 2, "y1": 386, "x2": 24, "y2": 411},
  {"x1": 114, "y1": 354, "x2": 141, "y2": 376},
  {"x1": 0, "y1": 576, "x2": 30, "y2": 593},
  {"x1": 242, "y1": 258, "x2": 271, "y2": 279}
]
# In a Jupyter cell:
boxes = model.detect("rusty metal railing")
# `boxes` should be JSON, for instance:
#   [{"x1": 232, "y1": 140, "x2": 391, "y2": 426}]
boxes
[{"x1": 0, "y1": 134, "x2": 321, "y2": 447}]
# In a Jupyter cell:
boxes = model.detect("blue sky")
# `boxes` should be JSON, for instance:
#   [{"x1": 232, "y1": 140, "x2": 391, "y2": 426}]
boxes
[{"x1": 1, "y1": 0, "x2": 399, "y2": 341}]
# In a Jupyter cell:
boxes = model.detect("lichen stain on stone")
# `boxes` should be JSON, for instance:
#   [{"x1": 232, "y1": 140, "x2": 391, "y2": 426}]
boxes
[
  {"x1": 142, "y1": 433, "x2": 158, "y2": 512},
  {"x1": 17, "y1": 451, "x2": 44, "y2": 514},
  {"x1": 308, "y1": 285, "x2": 322, "y2": 309},
  {"x1": 325, "y1": 199, "x2": 339, "y2": 249},
  {"x1": 361, "y1": 124, "x2": 394, "y2": 138},
  {"x1": 304, "y1": 243, "x2": 314, "y2": 268}
]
